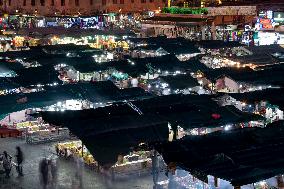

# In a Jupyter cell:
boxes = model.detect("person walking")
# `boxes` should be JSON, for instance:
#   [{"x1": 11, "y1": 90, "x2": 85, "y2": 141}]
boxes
[
  {"x1": 49, "y1": 158, "x2": 58, "y2": 188},
  {"x1": 39, "y1": 158, "x2": 49, "y2": 189},
  {"x1": 15, "y1": 146, "x2": 24, "y2": 176},
  {"x1": 2, "y1": 151, "x2": 12, "y2": 178}
]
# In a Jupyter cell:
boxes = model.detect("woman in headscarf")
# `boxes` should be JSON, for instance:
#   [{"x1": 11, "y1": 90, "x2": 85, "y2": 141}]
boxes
[{"x1": 2, "y1": 151, "x2": 12, "y2": 178}]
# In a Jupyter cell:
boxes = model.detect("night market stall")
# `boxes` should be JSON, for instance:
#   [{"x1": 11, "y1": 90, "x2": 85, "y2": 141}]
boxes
[{"x1": 155, "y1": 122, "x2": 284, "y2": 187}]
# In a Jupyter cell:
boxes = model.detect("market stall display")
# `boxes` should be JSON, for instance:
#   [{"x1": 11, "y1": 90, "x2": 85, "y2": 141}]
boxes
[
  {"x1": 0, "y1": 127, "x2": 22, "y2": 138},
  {"x1": 56, "y1": 141, "x2": 154, "y2": 177}
]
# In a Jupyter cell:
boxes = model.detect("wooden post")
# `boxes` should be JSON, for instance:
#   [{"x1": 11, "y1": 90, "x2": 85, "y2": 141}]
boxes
[
  {"x1": 214, "y1": 177, "x2": 218, "y2": 187},
  {"x1": 277, "y1": 175, "x2": 284, "y2": 188},
  {"x1": 81, "y1": 142, "x2": 84, "y2": 157}
]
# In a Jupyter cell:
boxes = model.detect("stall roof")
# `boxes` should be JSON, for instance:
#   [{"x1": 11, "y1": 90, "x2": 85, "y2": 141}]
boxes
[
  {"x1": 39, "y1": 44, "x2": 93, "y2": 52},
  {"x1": 0, "y1": 78, "x2": 20, "y2": 90},
  {"x1": 222, "y1": 88, "x2": 284, "y2": 110},
  {"x1": 0, "y1": 49, "x2": 44, "y2": 59},
  {"x1": 11, "y1": 65, "x2": 62, "y2": 87},
  {"x1": 18, "y1": 27, "x2": 135, "y2": 37},
  {"x1": 245, "y1": 44, "x2": 284, "y2": 54},
  {"x1": 0, "y1": 61, "x2": 25, "y2": 71},
  {"x1": 40, "y1": 94, "x2": 263, "y2": 166},
  {"x1": 159, "y1": 74, "x2": 200, "y2": 90},
  {"x1": 131, "y1": 38, "x2": 200, "y2": 55},
  {"x1": 0, "y1": 81, "x2": 151, "y2": 117},
  {"x1": 44, "y1": 111, "x2": 169, "y2": 166},
  {"x1": 230, "y1": 53, "x2": 278, "y2": 66},
  {"x1": 132, "y1": 54, "x2": 192, "y2": 72},
  {"x1": 204, "y1": 64, "x2": 284, "y2": 86},
  {"x1": 41, "y1": 93, "x2": 263, "y2": 131},
  {"x1": 131, "y1": 95, "x2": 263, "y2": 128},
  {"x1": 161, "y1": 43, "x2": 200, "y2": 55},
  {"x1": 196, "y1": 40, "x2": 243, "y2": 49},
  {"x1": 73, "y1": 59, "x2": 149, "y2": 77},
  {"x1": 155, "y1": 121, "x2": 284, "y2": 186},
  {"x1": 183, "y1": 59, "x2": 211, "y2": 73}
]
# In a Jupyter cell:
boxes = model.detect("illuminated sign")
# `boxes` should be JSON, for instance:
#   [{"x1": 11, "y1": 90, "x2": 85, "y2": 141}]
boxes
[
  {"x1": 256, "y1": 18, "x2": 276, "y2": 31},
  {"x1": 259, "y1": 10, "x2": 273, "y2": 19},
  {"x1": 274, "y1": 12, "x2": 284, "y2": 23},
  {"x1": 208, "y1": 6, "x2": 256, "y2": 16}
]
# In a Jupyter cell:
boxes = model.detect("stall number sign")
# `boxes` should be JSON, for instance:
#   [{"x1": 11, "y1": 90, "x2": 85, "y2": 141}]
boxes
[
  {"x1": 259, "y1": 10, "x2": 273, "y2": 19},
  {"x1": 257, "y1": 18, "x2": 274, "y2": 30},
  {"x1": 274, "y1": 12, "x2": 284, "y2": 23}
]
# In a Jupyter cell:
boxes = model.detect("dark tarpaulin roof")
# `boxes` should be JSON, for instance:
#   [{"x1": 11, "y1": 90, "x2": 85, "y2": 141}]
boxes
[
  {"x1": 118, "y1": 87, "x2": 153, "y2": 100},
  {"x1": 159, "y1": 74, "x2": 200, "y2": 90},
  {"x1": 11, "y1": 65, "x2": 62, "y2": 87},
  {"x1": 0, "y1": 49, "x2": 44, "y2": 59},
  {"x1": 231, "y1": 53, "x2": 278, "y2": 66},
  {"x1": 41, "y1": 109, "x2": 168, "y2": 165},
  {"x1": 155, "y1": 121, "x2": 284, "y2": 186},
  {"x1": 196, "y1": 40, "x2": 243, "y2": 49},
  {"x1": 0, "y1": 78, "x2": 20, "y2": 90},
  {"x1": 40, "y1": 44, "x2": 93, "y2": 52},
  {"x1": 0, "y1": 81, "x2": 152, "y2": 117},
  {"x1": 0, "y1": 87, "x2": 74, "y2": 118},
  {"x1": 128, "y1": 36, "x2": 168, "y2": 44},
  {"x1": 183, "y1": 58, "x2": 211, "y2": 73},
  {"x1": 133, "y1": 37, "x2": 201, "y2": 55},
  {"x1": 18, "y1": 27, "x2": 135, "y2": 37},
  {"x1": 41, "y1": 94, "x2": 263, "y2": 131},
  {"x1": 40, "y1": 94, "x2": 263, "y2": 166},
  {"x1": 79, "y1": 119, "x2": 168, "y2": 166},
  {"x1": 223, "y1": 88, "x2": 284, "y2": 110},
  {"x1": 133, "y1": 44, "x2": 161, "y2": 51},
  {"x1": 162, "y1": 43, "x2": 200, "y2": 55},
  {"x1": 204, "y1": 64, "x2": 284, "y2": 86},
  {"x1": 131, "y1": 94, "x2": 263, "y2": 129},
  {"x1": 74, "y1": 55, "x2": 194, "y2": 76},
  {"x1": 73, "y1": 59, "x2": 149, "y2": 77},
  {"x1": 132, "y1": 54, "x2": 192, "y2": 72},
  {"x1": 245, "y1": 44, "x2": 284, "y2": 54},
  {"x1": 40, "y1": 104, "x2": 137, "y2": 126},
  {"x1": 0, "y1": 61, "x2": 25, "y2": 71},
  {"x1": 43, "y1": 80, "x2": 152, "y2": 103}
]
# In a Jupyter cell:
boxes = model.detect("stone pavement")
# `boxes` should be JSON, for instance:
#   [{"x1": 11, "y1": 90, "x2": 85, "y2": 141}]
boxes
[{"x1": 0, "y1": 138, "x2": 155, "y2": 189}]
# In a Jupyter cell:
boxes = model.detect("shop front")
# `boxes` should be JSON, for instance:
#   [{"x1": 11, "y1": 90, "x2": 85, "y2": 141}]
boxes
[{"x1": 55, "y1": 140, "x2": 155, "y2": 178}]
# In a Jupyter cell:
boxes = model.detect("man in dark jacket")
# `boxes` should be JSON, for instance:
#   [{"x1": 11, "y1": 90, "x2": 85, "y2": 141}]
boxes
[{"x1": 15, "y1": 146, "x2": 24, "y2": 176}]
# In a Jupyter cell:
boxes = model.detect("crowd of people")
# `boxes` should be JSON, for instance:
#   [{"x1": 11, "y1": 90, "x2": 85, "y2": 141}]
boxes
[
  {"x1": 0, "y1": 146, "x2": 24, "y2": 178},
  {"x1": 0, "y1": 141, "x2": 87, "y2": 189},
  {"x1": 39, "y1": 158, "x2": 58, "y2": 189}
]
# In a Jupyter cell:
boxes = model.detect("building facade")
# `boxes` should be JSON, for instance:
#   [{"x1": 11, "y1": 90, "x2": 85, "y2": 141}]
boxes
[{"x1": 0, "y1": 0, "x2": 165, "y2": 15}]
